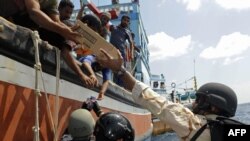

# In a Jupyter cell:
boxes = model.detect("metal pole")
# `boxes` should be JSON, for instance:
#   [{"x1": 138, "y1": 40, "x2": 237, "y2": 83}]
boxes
[
  {"x1": 193, "y1": 59, "x2": 197, "y2": 91},
  {"x1": 193, "y1": 59, "x2": 196, "y2": 77}
]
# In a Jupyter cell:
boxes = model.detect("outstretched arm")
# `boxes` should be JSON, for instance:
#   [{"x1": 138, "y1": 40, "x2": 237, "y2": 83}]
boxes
[
  {"x1": 76, "y1": 4, "x2": 87, "y2": 20},
  {"x1": 97, "y1": 50, "x2": 202, "y2": 140},
  {"x1": 61, "y1": 48, "x2": 95, "y2": 88},
  {"x1": 82, "y1": 61, "x2": 98, "y2": 86},
  {"x1": 97, "y1": 49, "x2": 136, "y2": 91},
  {"x1": 24, "y1": 0, "x2": 80, "y2": 43}
]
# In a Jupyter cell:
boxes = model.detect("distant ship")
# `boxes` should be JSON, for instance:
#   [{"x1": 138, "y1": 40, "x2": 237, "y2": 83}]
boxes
[{"x1": 0, "y1": 0, "x2": 153, "y2": 141}]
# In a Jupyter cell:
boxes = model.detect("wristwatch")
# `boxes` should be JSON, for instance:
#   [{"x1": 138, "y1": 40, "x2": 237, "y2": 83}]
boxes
[{"x1": 116, "y1": 66, "x2": 126, "y2": 77}]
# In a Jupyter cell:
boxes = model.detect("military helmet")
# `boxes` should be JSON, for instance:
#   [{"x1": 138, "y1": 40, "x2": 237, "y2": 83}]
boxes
[
  {"x1": 194, "y1": 82, "x2": 237, "y2": 117},
  {"x1": 68, "y1": 109, "x2": 95, "y2": 140},
  {"x1": 94, "y1": 112, "x2": 135, "y2": 141}
]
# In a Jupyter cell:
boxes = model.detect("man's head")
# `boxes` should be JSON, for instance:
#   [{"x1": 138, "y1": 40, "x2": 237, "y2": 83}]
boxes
[
  {"x1": 68, "y1": 109, "x2": 95, "y2": 141},
  {"x1": 80, "y1": 14, "x2": 102, "y2": 34},
  {"x1": 120, "y1": 15, "x2": 130, "y2": 28},
  {"x1": 193, "y1": 82, "x2": 238, "y2": 117},
  {"x1": 100, "y1": 12, "x2": 111, "y2": 26},
  {"x1": 59, "y1": 0, "x2": 74, "y2": 20},
  {"x1": 94, "y1": 112, "x2": 135, "y2": 141}
]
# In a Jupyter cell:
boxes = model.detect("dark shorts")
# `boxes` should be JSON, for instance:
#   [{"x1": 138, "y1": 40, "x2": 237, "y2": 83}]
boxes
[{"x1": 79, "y1": 55, "x2": 111, "y2": 81}]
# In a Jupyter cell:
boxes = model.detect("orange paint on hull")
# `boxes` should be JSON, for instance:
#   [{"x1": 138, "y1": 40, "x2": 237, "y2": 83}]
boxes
[
  {"x1": 0, "y1": 81, "x2": 81, "y2": 141},
  {"x1": 0, "y1": 81, "x2": 152, "y2": 141}
]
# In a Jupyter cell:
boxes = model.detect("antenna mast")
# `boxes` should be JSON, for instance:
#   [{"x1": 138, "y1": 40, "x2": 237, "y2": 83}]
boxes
[{"x1": 193, "y1": 59, "x2": 197, "y2": 91}]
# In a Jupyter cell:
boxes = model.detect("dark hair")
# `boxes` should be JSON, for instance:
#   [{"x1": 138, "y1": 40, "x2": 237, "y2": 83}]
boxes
[
  {"x1": 121, "y1": 15, "x2": 130, "y2": 20},
  {"x1": 80, "y1": 14, "x2": 102, "y2": 34},
  {"x1": 59, "y1": 0, "x2": 74, "y2": 9}
]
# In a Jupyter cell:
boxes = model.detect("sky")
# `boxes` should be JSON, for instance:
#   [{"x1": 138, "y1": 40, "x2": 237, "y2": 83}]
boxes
[{"x1": 74, "y1": 0, "x2": 250, "y2": 104}]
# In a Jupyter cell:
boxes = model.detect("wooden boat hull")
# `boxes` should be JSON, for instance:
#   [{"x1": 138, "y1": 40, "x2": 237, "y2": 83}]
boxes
[{"x1": 0, "y1": 55, "x2": 152, "y2": 141}]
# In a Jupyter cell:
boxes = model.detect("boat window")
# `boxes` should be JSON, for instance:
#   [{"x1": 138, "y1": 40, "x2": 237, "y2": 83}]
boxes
[
  {"x1": 120, "y1": 6, "x2": 124, "y2": 11},
  {"x1": 153, "y1": 81, "x2": 159, "y2": 88},
  {"x1": 160, "y1": 82, "x2": 165, "y2": 88},
  {"x1": 112, "y1": 0, "x2": 119, "y2": 4},
  {"x1": 129, "y1": 6, "x2": 133, "y2": 12}
]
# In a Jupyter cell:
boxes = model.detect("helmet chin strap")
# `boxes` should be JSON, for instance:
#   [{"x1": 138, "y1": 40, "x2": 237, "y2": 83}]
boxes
[{"x1": 193, "y1": 101, "x2": 210, "y2": 115}]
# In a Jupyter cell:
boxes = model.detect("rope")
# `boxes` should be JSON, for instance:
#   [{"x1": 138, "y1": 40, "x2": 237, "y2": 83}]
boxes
[
  {"x1": 39, "y1": 69, "x2": 56, "y2": 135},
  {"x1": 53, "y1": 47, "x2": 61, "y2": 141},
  {"x1": 31, "y1": 31, "x2": 59, "y2": 140},
  {"x1": 36, "y1": 41, "x2": 61, "y2": 141},
  {"x1": 32, "y1": 31, "x2": 41, "y2": 141},
  {"x1": 131, "y1": 52, "x2": 141, "y2": 74}
]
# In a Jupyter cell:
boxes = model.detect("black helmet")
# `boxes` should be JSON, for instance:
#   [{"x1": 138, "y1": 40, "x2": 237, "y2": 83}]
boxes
[
  {"x1": 93, "y1": 112, "x2": 135, "y2": 141},
  {"x1": 193, "y1": 82, "x2": 237, "y2": 117}
]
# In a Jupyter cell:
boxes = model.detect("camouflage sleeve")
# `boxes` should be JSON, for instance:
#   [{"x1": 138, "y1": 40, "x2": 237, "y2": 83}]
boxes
[{"x1": 131, "y1": 81, "x2": 207, "y2": 140}]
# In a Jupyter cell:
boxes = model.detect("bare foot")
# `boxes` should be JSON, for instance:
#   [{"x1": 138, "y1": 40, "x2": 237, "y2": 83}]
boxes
[{"x1": 97, "y1": 94, "x2": 104, "y2": 101}]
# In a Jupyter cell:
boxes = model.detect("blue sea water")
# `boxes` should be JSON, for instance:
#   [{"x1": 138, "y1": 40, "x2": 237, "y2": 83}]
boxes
[{"x1": 151, "y1": 103, "x2": 250, "y2": 141}]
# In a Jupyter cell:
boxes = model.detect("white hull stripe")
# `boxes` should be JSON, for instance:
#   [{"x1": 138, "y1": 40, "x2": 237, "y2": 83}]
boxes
[{"x1": 0, "y1": 55, "x2": 150, "y2": 114}]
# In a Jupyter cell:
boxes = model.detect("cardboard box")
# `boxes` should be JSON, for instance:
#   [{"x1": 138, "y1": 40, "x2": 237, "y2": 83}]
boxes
[{"x1": 75, "y1": 20, "x2": 119, "y2": 60}]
